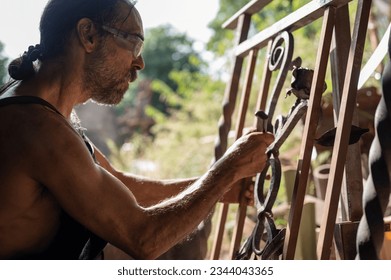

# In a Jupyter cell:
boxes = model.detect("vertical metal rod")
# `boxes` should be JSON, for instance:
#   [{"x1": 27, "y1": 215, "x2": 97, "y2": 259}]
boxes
[
  {"x1": 317, "y1": 0, "x2": 372, "y2": 260},
  {"x1": 283, "y1": 6, "x2": 336, "y2": 260},
  {"x1": 229, "y1": 49, "x2": 259, "y2": 259},
  {"x1": 211, "y1": 13, "x2": 251, "y2": 260},
  {"x1": 331, "y1": 2, "x2": 364, "y2": 226}
]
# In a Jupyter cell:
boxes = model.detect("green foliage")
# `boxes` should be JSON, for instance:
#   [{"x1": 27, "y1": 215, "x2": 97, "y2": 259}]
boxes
[
  {"x1": 117, "y1": 24, "x2": 206, "y2": 123},
  {"x1": 141, "y1": 24, "x2": 204, "y2": 87},
  {"x1": 110, "y1": 73, "x2": 226, "y2": 179},
  {"x1": 206, "y1": 0, "x2": 248, "y2": 57},
  {"x1": 207, "y1": 0, "x2": 312, "y2": 57}
]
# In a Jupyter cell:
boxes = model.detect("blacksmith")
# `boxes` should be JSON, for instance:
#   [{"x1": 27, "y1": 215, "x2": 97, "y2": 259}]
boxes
[{"x1": 0, "y1": 0, "x2": 273, "y2": 259}]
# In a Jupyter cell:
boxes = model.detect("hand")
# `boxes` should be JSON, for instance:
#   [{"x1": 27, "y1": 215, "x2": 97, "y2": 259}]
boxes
[{"x1": 215, "y1": 131, "x2": 274, "y2": 183}]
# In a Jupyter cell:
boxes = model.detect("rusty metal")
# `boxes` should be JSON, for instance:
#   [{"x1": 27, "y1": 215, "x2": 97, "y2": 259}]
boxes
[
  {"x1": 223, "y1": 31, "x2": 294, "y2": 260},
  {"x1": 228, "y1": 49, "x2": 260, "y2": 259},
  {"x1": 265, "y1": 31, "x2": 294, "y2": 129},
  {"x1": 317, "y1": 0, "x2": 372, "y2": 259},
  {"x1": 236, "y1": 154, "x2": 283, "y2": 260},
  {"x1": 236, "y1": 98, "x2": 308, "y2": 259},
  {"x1": 284, "y1": 6, "x2": 336, "y2": 260},
  {"x1": 210, "y1": 13, "x2": 251, "y2": 260},
  {"x1": 212, "y1": 0, "x2": 373, "y2": 260}
]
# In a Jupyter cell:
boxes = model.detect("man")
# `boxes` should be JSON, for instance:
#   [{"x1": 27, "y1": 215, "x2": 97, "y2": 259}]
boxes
[{"x1": 0, "y1": 0, "x2": 273, "y2": 259}]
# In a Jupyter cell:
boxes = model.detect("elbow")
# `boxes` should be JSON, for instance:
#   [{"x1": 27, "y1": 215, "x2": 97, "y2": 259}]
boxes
[
  {"x1": 120, "y1": 216, "x2": 169, "y2": 260},
  {"x1": 124, "y1": 231, "x2": 166, "y2": 260}
]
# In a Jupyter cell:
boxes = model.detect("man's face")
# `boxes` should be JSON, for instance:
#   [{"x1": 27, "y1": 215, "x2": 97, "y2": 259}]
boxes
[{"x1": 84, "y1": 3, "x2": 144, "y2": 105}]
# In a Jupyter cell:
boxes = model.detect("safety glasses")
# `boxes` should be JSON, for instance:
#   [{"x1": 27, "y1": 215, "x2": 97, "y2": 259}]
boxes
[{"x1": 101, "y1": 25, "x2": 144, "y2": 58}]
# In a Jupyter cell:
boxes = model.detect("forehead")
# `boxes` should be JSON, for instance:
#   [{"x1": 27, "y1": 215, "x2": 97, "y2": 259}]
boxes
[{"x1": 114, "y1": 2, "x2": 144, "y2": 36}]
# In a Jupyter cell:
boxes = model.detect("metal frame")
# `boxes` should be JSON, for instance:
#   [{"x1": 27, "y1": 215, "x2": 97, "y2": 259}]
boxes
[{"x1": 211, "y1": 0, "x2": 378, "y2": 260}]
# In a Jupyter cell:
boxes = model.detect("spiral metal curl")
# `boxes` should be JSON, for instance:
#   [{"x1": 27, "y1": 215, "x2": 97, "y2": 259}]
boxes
[
  {"x1": 236, "y1": 153, "x2": 285, "y2": 260},
  {"x1": 265, "y1": 31, "x2": 294, "y2": 125},
  {"x1": 235, "y1": 31, "x2": 295, "y2": 260},
  {"x1": 356, "y1": 34, "x2": 391, "y2": 259}
]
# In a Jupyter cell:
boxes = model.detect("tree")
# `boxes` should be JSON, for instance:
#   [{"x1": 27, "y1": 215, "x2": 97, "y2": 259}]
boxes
[
  {"x1": 141, "y1": 24, "x2": 206, "y2": 114},
  {"x1": 118, "y1": 24, "x2": 205, "y2": 112}
]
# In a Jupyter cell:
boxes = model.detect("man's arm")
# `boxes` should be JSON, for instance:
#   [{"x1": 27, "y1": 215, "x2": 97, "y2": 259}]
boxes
[
  {"x1": 94, "y1": 146, "x2": 254, "y2": 206},
  {"x1": 30, "y1": 112, "x2": 272, "y2": 259},
  {"x1": 93, "y1": 148, "x2": 198, "y2": 206}
]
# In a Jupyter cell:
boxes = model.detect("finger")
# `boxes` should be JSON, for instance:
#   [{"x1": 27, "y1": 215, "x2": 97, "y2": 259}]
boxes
[
  {"x1": 247, "y1": 131, "x2": 274, "y2": 145},
  {"x1": 262, "y1": 132, "x2": 275, "y2": 145}
]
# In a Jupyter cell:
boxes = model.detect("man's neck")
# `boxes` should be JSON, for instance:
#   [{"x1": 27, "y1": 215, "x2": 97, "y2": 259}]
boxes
[{"x1": 15, "y1": 61, "x2": 89, "y2": 119}]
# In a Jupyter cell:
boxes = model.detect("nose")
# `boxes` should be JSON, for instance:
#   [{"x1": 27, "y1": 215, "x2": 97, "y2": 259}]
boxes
[{"x1": 133, "y1": 55, "x2": 145, "y2": 71}]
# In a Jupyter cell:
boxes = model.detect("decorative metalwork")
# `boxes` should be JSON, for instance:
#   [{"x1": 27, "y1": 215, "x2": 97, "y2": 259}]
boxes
[
  {"x1": 265, "y1": 31, "x2": 294, "y2": 127},
  {"x1": 236, "y1": 99, "x2": 308, "y2": 260},
  {"x1": 356, "y1": 34, "x2": 391, "y2": 259},
  {"x1": 236, "y1": 31, "x2": 303, "y2": 260}
]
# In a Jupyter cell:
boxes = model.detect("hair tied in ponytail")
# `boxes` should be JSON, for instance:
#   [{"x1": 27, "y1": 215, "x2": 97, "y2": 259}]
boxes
[
  {"x1": 24, "y1": 44, "x2": 43, "y2": 62},
  {"x1": 8, "y1": 44, "x2": 42, "y2": 81}
]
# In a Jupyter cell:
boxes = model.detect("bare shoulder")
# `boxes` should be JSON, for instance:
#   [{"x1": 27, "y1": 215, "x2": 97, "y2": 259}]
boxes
[
  {"x1": 0, "y1": 102, "x2": 95, "y2": 183},
  {"x1": 0, "y1": 102, "x2": 86, "y2": 154},
  {"x1": 0, "y1": 102, "x2": 92, "y2": 257}
]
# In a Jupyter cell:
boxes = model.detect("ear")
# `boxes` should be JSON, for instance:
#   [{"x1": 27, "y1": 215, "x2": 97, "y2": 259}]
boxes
[{"x1": 76, "y1": 18, "x2": 99, "y2": 53}]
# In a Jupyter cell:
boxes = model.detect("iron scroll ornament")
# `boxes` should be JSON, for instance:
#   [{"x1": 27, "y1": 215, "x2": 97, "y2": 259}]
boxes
[
  {"x1": 265, "y1": 31, "x2": 294, "y2": 128},
  {"x1": 236, "y1": 99, "x2": 308, "y2": 260},
  {"x1": 236, "y1": 31, "x2": 296, "y2": 260}
]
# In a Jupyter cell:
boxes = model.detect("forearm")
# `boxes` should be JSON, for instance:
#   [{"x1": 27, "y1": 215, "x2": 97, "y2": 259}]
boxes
[
  {"x1": 132, "y1": 166, "x2": 234, "y2": 259},
  {"x1": 90, "y1": 132, "x2": 272, "y2": 258},
  {"x1": 93, "y1": 145, "x2": 199, "y2": 205},
  {"x1": 116, "y1": 172, "x2": 198, "y2": 206}
]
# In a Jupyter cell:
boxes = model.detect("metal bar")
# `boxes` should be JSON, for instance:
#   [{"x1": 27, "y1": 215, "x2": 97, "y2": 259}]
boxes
[
  {"x1": 330, "y1": 3, "x2": 351, "y2": 116},
  {"x1": 253, "y1": 40, "x2": 273, "y2": 125},
  {"x1": 214, "y1": 14, "x2": 251, "y2": 160},
  {"x1": 229, "y1": 49, "x2": 259, "y2": 259},
  {"x1": 211, "y1": 13, "x2": 252, "y2": 260},
  {"x1": 317, "y1": 0, "x2": 372, "y2": 260},
  {"x1": 209, "y1": 203, "x2": 229, "y2": 259},
  {"x1": 234, "y1": 49, "x2": 259, "y2": 139},
  {"x1": 330, "y1": 2, "x2": 364, "y2": 224},
  {"x1": 283, "y1": 6, "x2": 336, "y2": 260},
  {"x1": 235, "y1": 0, "x2": 353, "y2": 58}
]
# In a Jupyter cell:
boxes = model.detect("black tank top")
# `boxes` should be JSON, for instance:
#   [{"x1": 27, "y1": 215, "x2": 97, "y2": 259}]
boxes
[{"x1": 0, "y1": 96, "x2": 107, "y2": 260}]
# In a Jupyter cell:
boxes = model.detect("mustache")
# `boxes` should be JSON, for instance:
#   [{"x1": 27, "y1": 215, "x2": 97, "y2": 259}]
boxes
[{"x1": 129, "y1": 68, "x2": 138, "y2": 82}]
